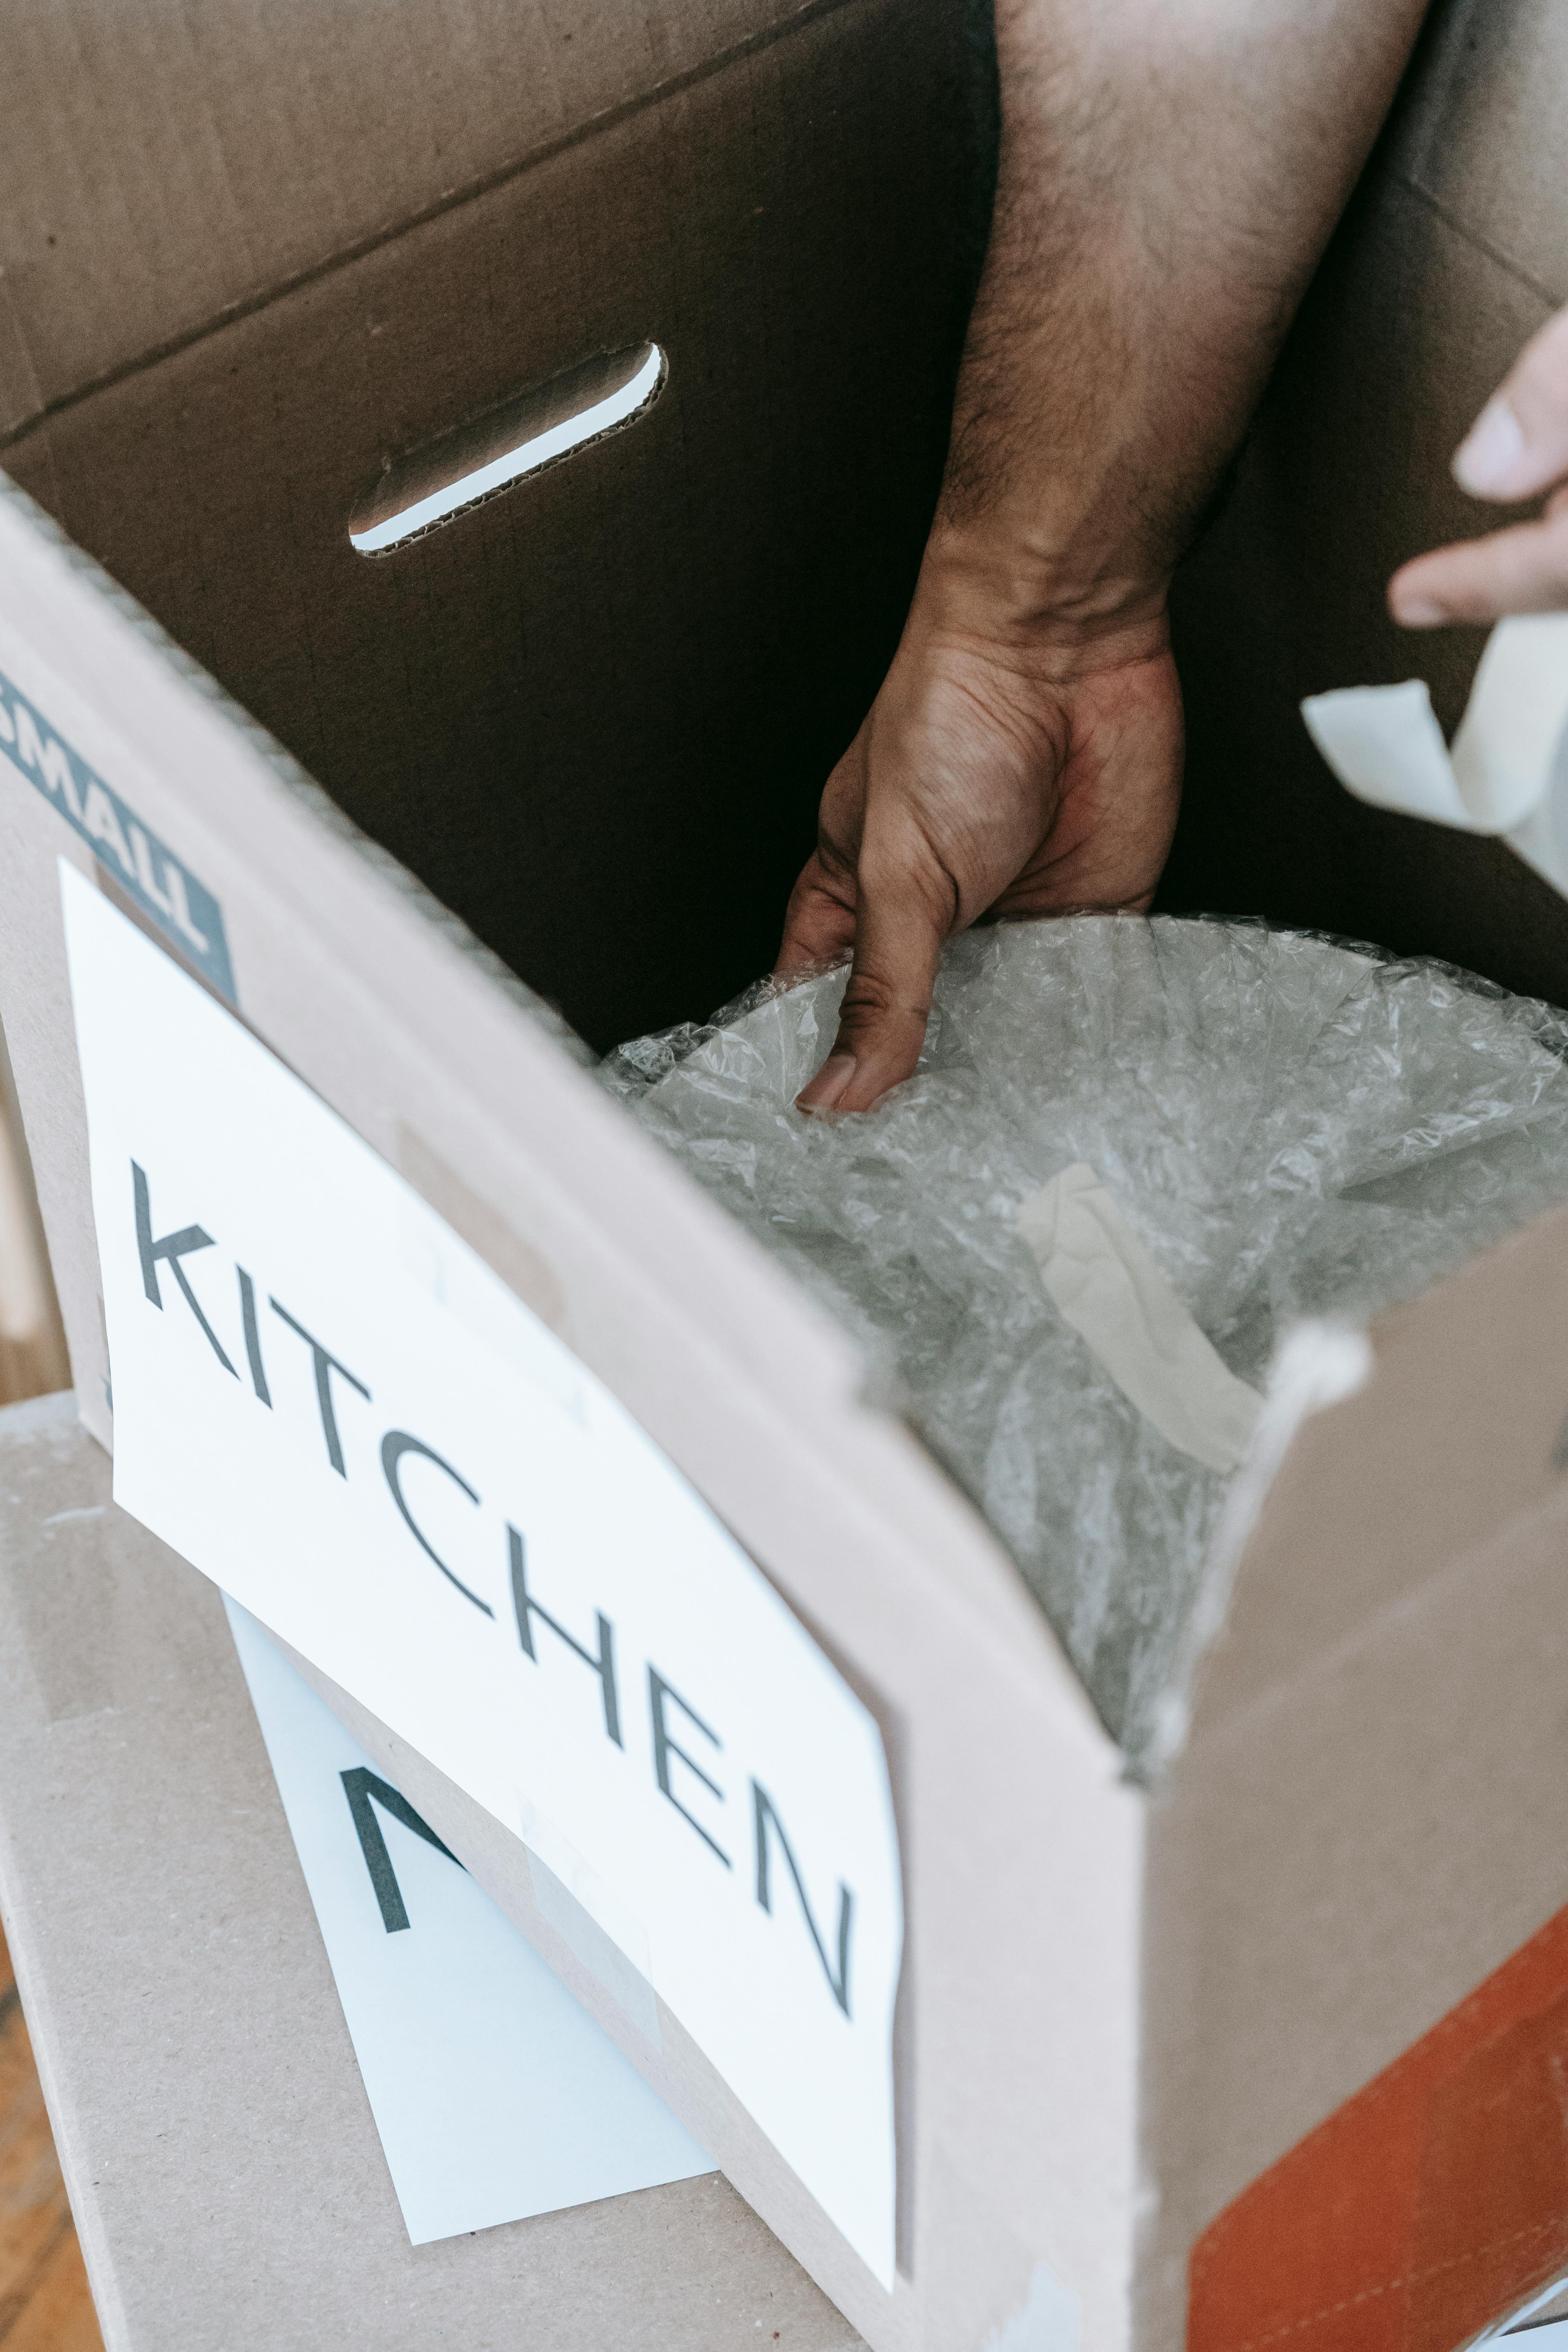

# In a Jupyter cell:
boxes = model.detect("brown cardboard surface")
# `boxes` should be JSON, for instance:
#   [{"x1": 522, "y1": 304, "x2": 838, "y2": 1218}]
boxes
[
  {"x1": 276, "y1": 1583, "x2": 1144, "y2": 2352},
  {"x1": 1187, "y1": 1900, "x2": 1568, "y2": 2351},
  {"x1": 1383, "y1": 0, "x2": 1568, "y2": 309},
  {"x1": 1136, "y1": 1203, "x2": 1568, "y2": 2347},
  {"x1": 1187, "y1": 1199, "x2": 1568, "y2": 1735},
  {"x1": 0, "y1": 1390, "x2": 861, "y2": 2352},
  {"x1": 0, "y1": 0, "x2": 871, "y2": 438},
  {"x1": 2, "y1": 0, "x2": 983, "y2": 1051},
  {"x1": 1163, "y1": 11, "x2": 1568, "y2": 1005},
  {"x1": 1142, "y1": 1475, "x2": 1568, "y2": 2349}
]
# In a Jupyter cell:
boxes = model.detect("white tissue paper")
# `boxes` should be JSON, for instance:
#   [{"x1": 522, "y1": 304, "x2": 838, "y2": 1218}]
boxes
[
  {"x1": 604, "y1": 918, "x2": 1568, "y2": 1773},
  {"x1": 1303, "y1": 614, "x2": 1568, "y2": 895}
]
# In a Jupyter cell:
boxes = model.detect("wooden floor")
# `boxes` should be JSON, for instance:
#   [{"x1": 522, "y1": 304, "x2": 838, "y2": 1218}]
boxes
[
  {"x1": 0, "y1": 1069, "x2": 99, "y2": 2347},
  {"x1": 0, "y1": 1918, "x2": 103, "y2": 2352}
]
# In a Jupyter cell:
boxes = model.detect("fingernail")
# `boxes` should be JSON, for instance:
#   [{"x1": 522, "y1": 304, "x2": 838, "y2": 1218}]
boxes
[
  {"x1": 799, "y1": 1052, "x2": 856, "y2": 1115},
  {"x1": 1454, "y1": 398, "x2": 1525, "y2": 494},
  {"x1": 1391, "y1": 590, "x2": 1447, "y2": 628}
]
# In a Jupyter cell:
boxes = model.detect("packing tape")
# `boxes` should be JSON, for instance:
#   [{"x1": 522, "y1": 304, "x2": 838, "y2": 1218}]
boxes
[
  {"x1": 1017, "y1": 1163, "x2": 1262, "y2": 1475},
  {"x1": 1302, "y1": 613, "x2": 1568, "y2": 897}
]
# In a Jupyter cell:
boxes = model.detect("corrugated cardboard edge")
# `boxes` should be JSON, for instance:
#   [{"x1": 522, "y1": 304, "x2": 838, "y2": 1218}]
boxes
[{"x1": 1141, "y1": 1319, "x2": 1374, "y2": 1784}]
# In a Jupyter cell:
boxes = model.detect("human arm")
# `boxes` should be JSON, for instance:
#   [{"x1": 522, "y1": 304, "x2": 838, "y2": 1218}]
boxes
[
  {"x1": 1389, "y1": 302, "x2": 1568, "y2": 626},
  {"x1": 783, "y1": 0, "x2": 1432, "y2": 1113}
]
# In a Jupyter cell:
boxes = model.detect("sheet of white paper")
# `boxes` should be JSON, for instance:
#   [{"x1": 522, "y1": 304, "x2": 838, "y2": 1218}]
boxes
[
  {"x1": 1300, "y1": 677, "x2": 1471, "y2": 826},
  {"x1": 1302, "y1": 614, "x2": 1568, "y2": 896},
  {"x1": 62, "y1": 864, "x2": 902, "y2": 2288},
  {"x1": 1452, "y1": 613, "x2": 1568, "y2": 833},
  {"x1": 1017, "y1": 1163, "x2": 1262, "y2": 1475},
  {"x1": 223, "y1": 1593, "x2": 714, "y2": 2244}
]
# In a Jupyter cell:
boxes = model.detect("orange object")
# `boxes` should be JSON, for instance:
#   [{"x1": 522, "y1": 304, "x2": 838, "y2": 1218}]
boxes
[{"x1": 1190, "y1": 1904, "x2": 1568, "y2": 2351}]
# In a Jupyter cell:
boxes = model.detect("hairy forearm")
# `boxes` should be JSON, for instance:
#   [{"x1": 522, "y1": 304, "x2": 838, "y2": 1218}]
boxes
[
  {"x1": 935, "y1": 0, "x2": 1432, "y2": 625},
  {"x1": 782, "y1": 1, "x2": 1432, "y2": 1108}
]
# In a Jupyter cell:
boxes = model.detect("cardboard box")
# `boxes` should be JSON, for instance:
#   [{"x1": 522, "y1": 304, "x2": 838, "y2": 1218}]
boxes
[
  {"x1": 0, "y1": 1388, "x2": 859, "y2": 2352},
  {"x1": 3, "y1": 1, "x2": 1568, "y2": 2347}
]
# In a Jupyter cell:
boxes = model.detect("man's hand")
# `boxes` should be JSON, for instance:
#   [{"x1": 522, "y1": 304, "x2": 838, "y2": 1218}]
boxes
[
  {"x1": 1390, "y1": 303, "x2": 1568, "y2": 627},
  {"x1": 782, "y1": 548, "x2": 1181, "y2": 1114},
  {"x1": 776, "y1": 0, "x2": 1430, "y2": 1114}
]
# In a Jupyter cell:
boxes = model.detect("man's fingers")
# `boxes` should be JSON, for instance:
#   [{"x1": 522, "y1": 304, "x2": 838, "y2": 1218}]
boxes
[
  {"x1": 1453, "y1": 303, "x2": 1568, "y2": 502},
  {"x1": 1390, "y1": 496, "x2": 1568, "y2": 626},
  {"x1": 777, "y1": 850, "x2": 857, "y2": 973},
  {"x1": 795, "y1": 848, "x2": 951, "y2": 1116}
]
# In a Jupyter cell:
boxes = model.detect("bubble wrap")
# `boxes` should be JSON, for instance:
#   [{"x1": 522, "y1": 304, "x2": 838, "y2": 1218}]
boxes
[{"x1": 602, "y1": 918, "x2": 1568, "y2": 1769}]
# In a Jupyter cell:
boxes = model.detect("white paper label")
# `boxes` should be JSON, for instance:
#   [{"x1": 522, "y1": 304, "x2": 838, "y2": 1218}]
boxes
[
  {"x1": 224, "y1": 1595, "x2": 715, "y2": 2247},
  {"x1": 62, "y1": 863, "x2": 901, "y2": 2287}
]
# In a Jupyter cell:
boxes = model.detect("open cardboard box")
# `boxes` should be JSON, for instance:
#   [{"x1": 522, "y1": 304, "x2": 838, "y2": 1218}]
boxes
[{"x1": 3, "y1": 1, "x2": 1568, "y2": 2347}]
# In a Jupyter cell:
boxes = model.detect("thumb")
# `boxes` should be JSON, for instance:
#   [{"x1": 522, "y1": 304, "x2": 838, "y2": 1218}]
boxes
[{"x1": 796, "y1": 843, "x2": 951, "y2": 1115}]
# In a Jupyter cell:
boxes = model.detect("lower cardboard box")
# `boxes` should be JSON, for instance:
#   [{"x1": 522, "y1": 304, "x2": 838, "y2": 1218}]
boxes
[{"x1": 0, "y1": 1391, "x2": 860, "y2": 2352}]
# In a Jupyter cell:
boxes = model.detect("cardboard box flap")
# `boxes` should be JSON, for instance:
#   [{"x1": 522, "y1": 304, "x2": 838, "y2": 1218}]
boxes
[
  {"x1": 1181, "y1": 1193, "x2": 1568, "y2": 1749},
  {"x1": 0, "y1": 0, "x2": 846, "y2": 441}
]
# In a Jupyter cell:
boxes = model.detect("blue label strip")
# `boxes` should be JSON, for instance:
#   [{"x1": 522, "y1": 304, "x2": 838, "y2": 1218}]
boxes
[{"x1": 0, "y1": 663, "x2": 236, "y2": 1005}]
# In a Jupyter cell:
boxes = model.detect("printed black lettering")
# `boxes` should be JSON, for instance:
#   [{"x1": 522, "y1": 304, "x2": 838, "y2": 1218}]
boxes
[
  {"x1": 340, "y1": 1766, "x2": 463, "y2": 1933},
  {"x1": 131, "y1": 1161, "x2": 236, "y2": 1376},
  {"x1": 237, "y1": 1268, "x2": 270, "y2": 1405},
  {"x1": 269, "y1": 1298, "x2": 370, "y2": 1475},
  {"x1": 381, "y1": 1432, "x2": 493, "y2": 1617},
  {"x1": 751, "y1": 1780, "x2": 854, "y2": 2016},
  {"x1": 648, "y1": 1667, "x2": 729, "y2": 1867},
  {"x1": 508, "y1": 1524, "x2": 620, "y2": 1743}
]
